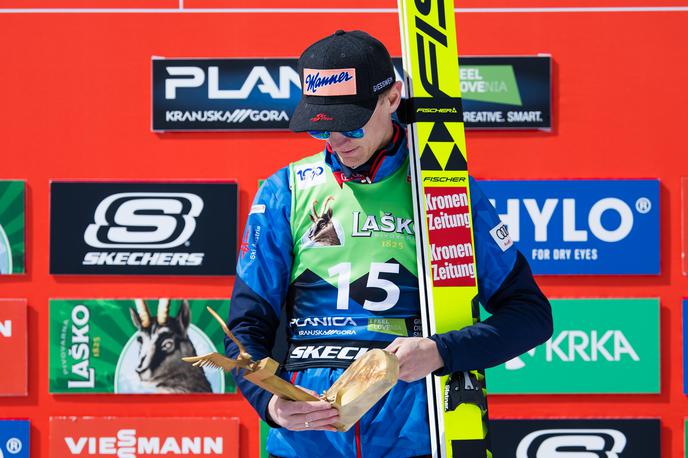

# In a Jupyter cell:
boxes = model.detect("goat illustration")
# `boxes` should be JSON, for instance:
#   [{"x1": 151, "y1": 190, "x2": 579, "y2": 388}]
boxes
[
  {"x1": 305, "y1": 196, "x2": 342, "y2": 247},
  {"x1": 129, "y1": 299, "x2": 212, "y2": 393}
]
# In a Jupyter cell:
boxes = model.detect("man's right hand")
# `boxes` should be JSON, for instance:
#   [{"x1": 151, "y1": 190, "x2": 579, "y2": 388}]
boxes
[{"x1": 267, "y1": 390, "x2": 340, "y2": 432}]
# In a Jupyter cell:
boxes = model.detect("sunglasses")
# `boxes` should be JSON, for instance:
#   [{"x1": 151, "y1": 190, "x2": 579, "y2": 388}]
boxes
[{"x1": 307, "y1": 127, "x2": 365, "y2": 140}]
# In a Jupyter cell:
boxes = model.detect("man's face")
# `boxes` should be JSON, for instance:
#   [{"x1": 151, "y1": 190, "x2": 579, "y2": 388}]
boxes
[{"x1": 326, "y1": 81, "x2": 403, "y2": 169}]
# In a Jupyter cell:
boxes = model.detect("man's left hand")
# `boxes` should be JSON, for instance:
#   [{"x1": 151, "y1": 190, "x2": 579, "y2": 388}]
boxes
[{"x1": 384, "y1": 337, "x2": 444, "y2": 382}]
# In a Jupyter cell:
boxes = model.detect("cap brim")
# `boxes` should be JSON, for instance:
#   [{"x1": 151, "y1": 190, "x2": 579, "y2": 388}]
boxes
[{"x1": 289, "y1": 97, "x2": 377, "y2": 132}]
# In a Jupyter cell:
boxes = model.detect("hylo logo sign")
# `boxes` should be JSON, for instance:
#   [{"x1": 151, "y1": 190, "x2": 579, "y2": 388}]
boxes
[{"x1": 488, "y1": 197, "x2": 645, "y2": 243}]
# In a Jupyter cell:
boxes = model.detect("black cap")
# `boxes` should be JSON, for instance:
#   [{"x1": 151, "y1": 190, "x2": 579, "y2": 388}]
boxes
[{"x1": 289, "y1": 30, "x2": 396, "y2": 132}]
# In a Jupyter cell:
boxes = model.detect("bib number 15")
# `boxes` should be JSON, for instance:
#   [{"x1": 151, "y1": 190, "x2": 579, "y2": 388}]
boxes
[{"x1": 328, "y1": 262, "x2": 399, "y2": 312}]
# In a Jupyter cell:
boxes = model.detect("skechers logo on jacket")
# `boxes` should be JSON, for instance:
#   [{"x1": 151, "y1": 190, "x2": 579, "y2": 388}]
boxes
[{"x1": 290, "y1": 345, "x2": 369, "y2": 361}]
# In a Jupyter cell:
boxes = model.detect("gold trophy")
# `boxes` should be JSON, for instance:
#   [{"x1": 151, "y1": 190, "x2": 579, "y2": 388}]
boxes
[{"x1": 183, "y1": 307, "x2": 399, "y2": 432}]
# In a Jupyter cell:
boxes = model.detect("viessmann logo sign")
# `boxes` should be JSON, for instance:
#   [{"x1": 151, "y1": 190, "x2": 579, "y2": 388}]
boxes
[
  {"x1": 489, "y1": 419, "x2": 660, "y2": 458},
  {"x1": 479, "y1": 179, "x2": 660, "y2": 275},
  {"x1": 152, "y1": 56, "x2": 550, "y2": 131},
  {"x1": 485, "y1": 298, "x2": 660, "y2": 394},
  {"x1": 50, "y1": 182, "x2": 237, "y2": 275},
  {"x1": 50, "y1": 417, "x2": 238, "y2": 457}
]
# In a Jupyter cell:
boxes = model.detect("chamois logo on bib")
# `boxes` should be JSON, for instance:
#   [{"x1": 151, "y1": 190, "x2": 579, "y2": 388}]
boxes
[{"x1": 302, "y1": 197, "x2": 344, "y2": 248}]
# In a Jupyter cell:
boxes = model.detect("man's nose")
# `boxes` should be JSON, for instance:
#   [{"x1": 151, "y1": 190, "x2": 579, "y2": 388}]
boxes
[{"x1": 328, "y1": 132, "x2": 352, "y2": 149}]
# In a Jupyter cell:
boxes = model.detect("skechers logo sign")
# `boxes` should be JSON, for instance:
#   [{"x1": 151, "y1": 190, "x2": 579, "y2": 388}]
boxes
[
  {"x1": 0, "y1": 319, "x2": 11, "y2": 337},
  {"x1": 488, "y1": 197, "x2": 642, "y2": 243},
  {"x1": 290, "y1": 345, "x2": 369, "y2": 361},
  {"x1": 82, "y1": 193, "x2": 204, "y2": 267},
  {"x1": 516, "y1": 429, "x2": 626, "y2": 458},
  {"x1": 85, "y1": 193, "x2": 202, "y2": 248},
  {"x1": 164, "y1": 65, "x2": 299, "y2": 99},
  {"x1": 352, "y1": 212, "x2": 414, "y2": 237}
]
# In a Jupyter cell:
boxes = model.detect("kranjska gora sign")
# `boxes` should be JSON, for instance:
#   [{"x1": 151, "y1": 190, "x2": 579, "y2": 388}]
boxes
[{"x1": 152, "y1": 56, "x2": 551, "y2": 131}]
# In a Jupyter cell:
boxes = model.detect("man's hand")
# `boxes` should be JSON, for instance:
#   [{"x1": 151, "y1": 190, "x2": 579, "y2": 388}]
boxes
[
  {"x1": 267, "y1": 389, "x2": 339, "y2": 432},
  {"x1": 385, "y1": 337, "x2": 444, "y2": 382}
]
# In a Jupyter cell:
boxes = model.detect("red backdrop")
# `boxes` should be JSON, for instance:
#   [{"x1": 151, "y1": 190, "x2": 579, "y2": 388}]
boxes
[{"x1": 1, "y1": 2, "x2": 686, "y2": 457}]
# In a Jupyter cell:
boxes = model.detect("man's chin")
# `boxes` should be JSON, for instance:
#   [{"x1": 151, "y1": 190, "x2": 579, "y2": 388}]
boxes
[{"x1": 336, "y1": 148, "x2": 365, "y2": 168}]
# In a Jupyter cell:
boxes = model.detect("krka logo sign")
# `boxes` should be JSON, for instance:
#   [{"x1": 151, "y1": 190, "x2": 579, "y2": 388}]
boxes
[{"x1": 485, "y1": 298, "x2": 659, "y2": 394}]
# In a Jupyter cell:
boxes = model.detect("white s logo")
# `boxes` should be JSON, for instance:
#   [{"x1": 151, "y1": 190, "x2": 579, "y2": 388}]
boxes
[
  {"x1": 84, "y1": 193, "x2": 203, "y2": 249},
  {"x1": 517, "y1": 429, "x2": 626, "y2": 458}
]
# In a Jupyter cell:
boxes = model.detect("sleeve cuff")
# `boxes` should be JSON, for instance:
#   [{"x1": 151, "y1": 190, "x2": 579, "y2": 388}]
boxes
[{"x1": 429, "y1": 334, "x2": 452, "y2": 376}]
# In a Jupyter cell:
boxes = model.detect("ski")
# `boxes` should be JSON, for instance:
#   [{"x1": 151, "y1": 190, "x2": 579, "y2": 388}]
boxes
[{"x1": 397, "y1": 1, "x2": 491, "y2": 457}]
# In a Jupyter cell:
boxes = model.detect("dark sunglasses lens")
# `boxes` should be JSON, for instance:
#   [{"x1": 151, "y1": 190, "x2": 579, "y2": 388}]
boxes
[
  {"x1": 307, "y1": 131, "x2": 330, "y2": 140},
  {"x1": 342, "y1": 128, "x2": 365, "y2": 139}
]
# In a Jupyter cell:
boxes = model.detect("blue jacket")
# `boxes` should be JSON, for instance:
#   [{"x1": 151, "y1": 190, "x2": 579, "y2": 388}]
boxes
[{"x1": 225, "y1": 125, "x2": 553, "y2": 457}]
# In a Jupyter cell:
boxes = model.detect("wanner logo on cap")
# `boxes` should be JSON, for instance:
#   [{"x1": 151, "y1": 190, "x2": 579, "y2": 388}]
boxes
[{"x1": 303, "y1": 68, "x2": 356, "y2": 96}]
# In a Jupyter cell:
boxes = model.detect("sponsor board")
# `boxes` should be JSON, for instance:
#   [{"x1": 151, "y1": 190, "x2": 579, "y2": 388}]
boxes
[
  {"x1": 489, "y1": 419, "x2": 660, "y2": 458},
  {"x1": 152, "y1": 56, "x2": 550, "y2": 131},
  {"x1": 0, "y1": 420, "x2": 29, "y2": 458},
  {"x1": 452, "y1": 56, "x2": 551, "y2": 129},
  {"x1": 50, "y1": 417, "x2": 238, "y2": 457},
  {"x1": 485, "y1": 298, "x2": 659, "y2": 394},
  {"x1": 0, "y1": 181, "x2": 25, "y2": 275},
  {"x1": 479, "y1": 179, "x2": 660, "y2": 275},
  {"x1": 0, "y1": 299, "x2": 27, "y2": 396},
  {"x1": 50, "y1": 182, "x2": 237, "y2": 275},
  {"x1": 49, "y1": 299, "x2": 235, "y2": 394}
]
